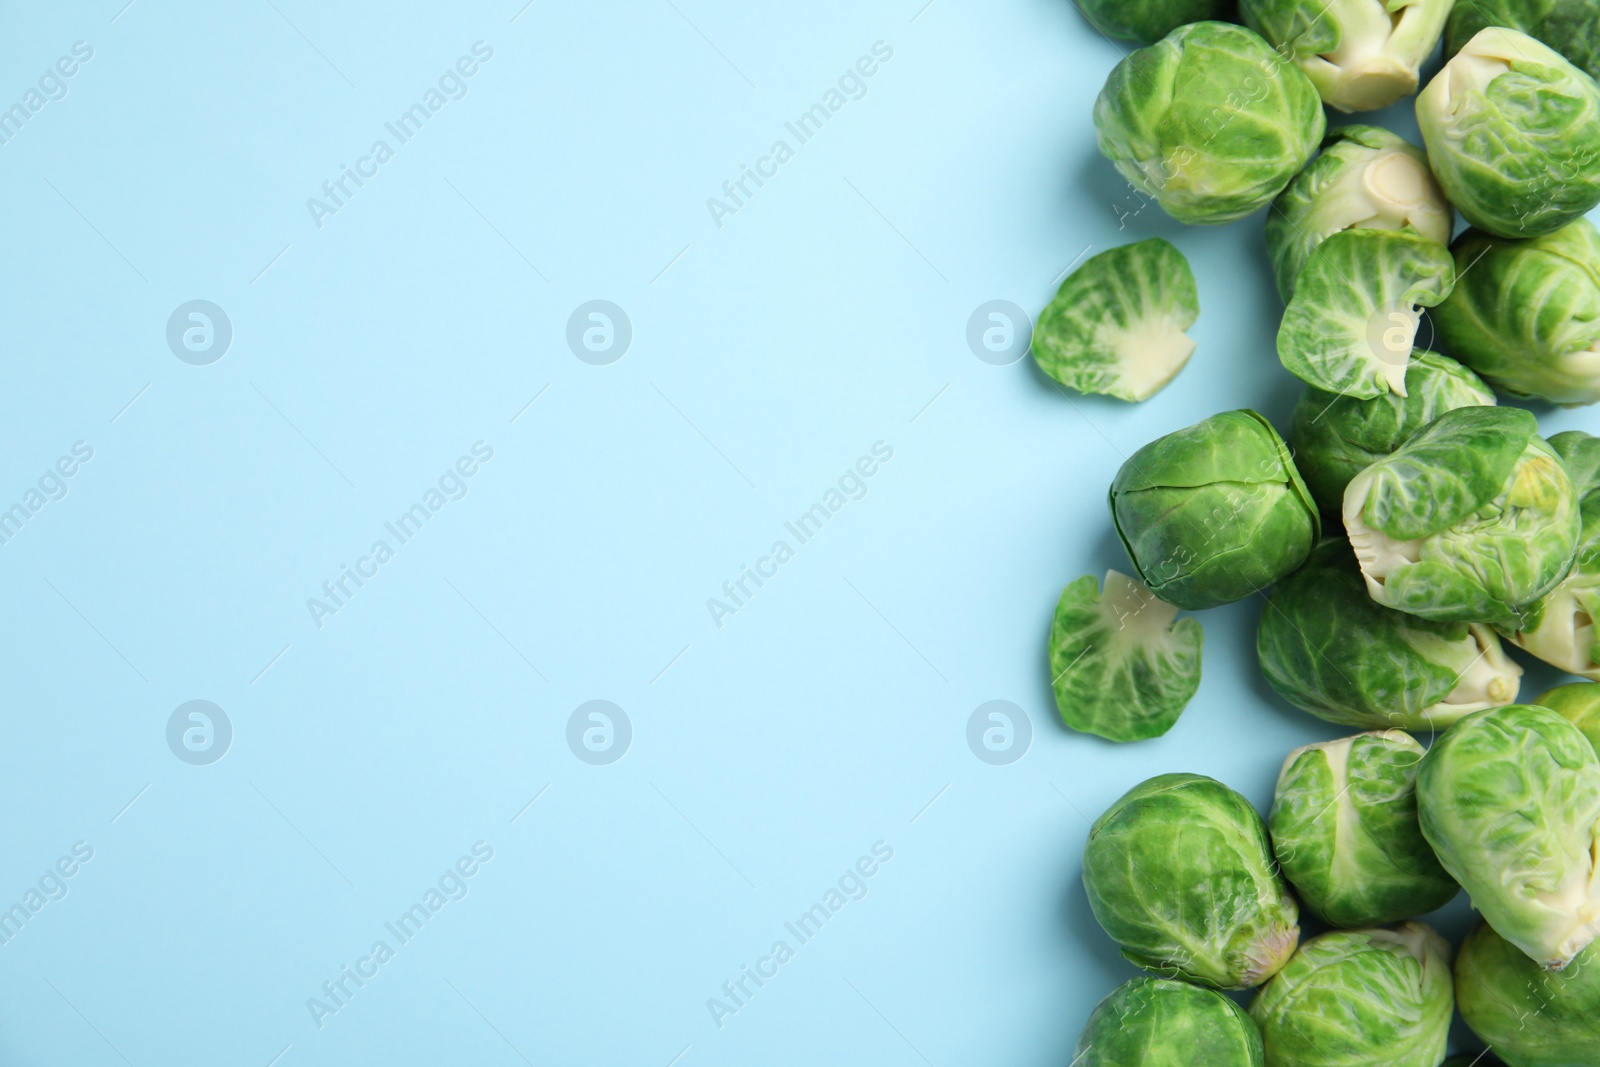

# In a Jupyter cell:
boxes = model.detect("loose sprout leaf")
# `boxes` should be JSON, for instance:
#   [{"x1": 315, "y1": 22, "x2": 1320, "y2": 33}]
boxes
[
  {"x1": 1276, "y1": 228, "x2": 1457, "y2": 399},
  {"x1": 1266, "y1": 125, "x2": 1452, "y2": 301},
  {"x1": 1268, "y1": 731, "x2": 1458, "y2": 928},
  {"x1": 1084, "y1": 774, "x2": 1300, "y2": 989},
  {"x1": 1287, "y1": 351, "x2": 1495, "y2": 513},
  {"x1": 1417, "y1": 705, "x2": 1600, "y2": 969},
  {"x1": 1249, "y1": 924, "x2": 1454, "y2": 1067},
  {"x1": 1033, "y1": 239, "x2": 1200, "y2": 403},
  {"x1": 1094, "y1": 21, "x2": 1326, "y2": 224},
  {"x1": 1257, "y1": 540, "x2": 1521, "y2": 730},
  {"x1": 1243, "y1": 0, "x2": 1454, "y2": 112},
  {"x1": 1456, "y1": 924, "x2": 1600, "y2": 1067},
  {"x1": 1417, "y1": 27, "x2": 1600, "y2": 238},
  {"x1": 1434, "y1": 219, "x2": 1600, "y2": 404},
  {"x1": 1049, "y1": 571, "x2": 1203, "y2": 742}
]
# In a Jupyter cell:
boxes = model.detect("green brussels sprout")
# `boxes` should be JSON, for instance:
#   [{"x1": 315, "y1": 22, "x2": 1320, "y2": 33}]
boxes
[
  {"x1": 1506, "y1": 431, "x2": 1600, "y2": 674},
  {"x1": 1277, "y1": 229, "x2": 1457, "y2": 399},
  {"x1": 1111, "y1": 410, "x2": 1320, "y2": 611},
  {"x1": 1094, "y1": 22, "x2": 1326, "y2": 225},
  {"x1": 1249, "y1": 922, "x2": 1453, "y2": 1067},
  {"x1": 1533, "y1": 682, "x2": 1600, "y2": 753},
  {"x1": 1083, "y1": 773, "x2": 1300, "y2": 989},
  {"x1": 1049, "y1": 571, "x2": 1203, "y2": 742},
  {"x1": 1077, "y1": 0, "x2": 1239, "y2": 46},
  {"x1": 1033, "y1": 238, "x2": 1200, "y2": 402},
  {"x1": 1258, "y1": 540, "x2": 1522, "y2": 730},
  {"x1": 1266, "y1": 126, "x2": 1453, "y2": 302},
  {"x1": 1446, "y1": 0, "x2": 1600, "y2": 82},
  {"x1": 1434, "y1": 221, "x2": 1600, "y2": 405},
  {"x1": 1241, "y1": 0, "x2": 1453, "y2": 111},
  {"x1": 1456, "y1": 922, "x2": 1600, "y2": 1067},
  {"x1": 1343, "y1": 406, "x2": 1580, "y2": 625},
  {"x1": 1417, "y1": 704, "x2": 1600, "y2": 970},
  {"x1": 1288, "y1": 351, "x2": 1496, "y2": 513},
  {"x1": 1267, "y1": 731, "x2": 1458, "y2": 927},
  {"x1": 1416, "y1": 28, "x2": 1600, "y2": 239},
  {"x1": 1074, "y1": 977, "x2": 1265, "y2": 1067}
]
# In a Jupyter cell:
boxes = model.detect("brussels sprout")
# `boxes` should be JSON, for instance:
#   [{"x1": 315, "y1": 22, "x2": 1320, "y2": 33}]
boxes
[
  {"x1": 1258, "y1": 540, "x2": 1522, "y2": 730},
  {"x1": 1241, "y1": 0, "x2": 1453, "y2": 111},
  {"x1": 1416, "y1": 704, "x2": 1600, "y2": 970},
  {"x1": 1533, "y1": 682, "x2": 1600, "y2": 753},
  {"x1": 1111, "y1": 410, "x2": 1320, "y2": 611},
  {"x1": 1049, "y1": 571, "x2": 1203, "y2": 742},
  {"x1": 1288, "y1": 351, "x2": 1496, "y2": 513},
  {"x1": 1277, "y1": 229, "x2": 1456, "y2": 399},
  {"x1": 1343, "y1": 406, "x2": 1580, "y2": 625},
  {"x1": 1456, "y1": 923, "x2": 1600, "y2": 1067},
  {"x1": 1074, "y1": 977, "x2": 1265, "y2": 1067},
  {"x1": 1033, "y1": 239, "x2": 1200, "y2": 402},
  {"x1": 1267, "y1": 731, "x2": 1458, "y2": 927},
  {"x1": 1445, "y1": 0, "x2": 1600, "y2": 82},
  {"x1": 1433, "y1": 221, "x2": 1600, "y2": 405},
  {"x1": 1249, "y1": 922, "x2": 1453, "y2": 1067},
  {"x1": 1083, "y1": 773, "x2": 1300, "y2": 989},
  {"x1": 1266, "y1": 126, "x2": 1453, "y2": 302},
  {"x1": 1095, "y1": 22, "x2": 1326, "y2": 225},
  {"x1": 1506, "y1": 432, "x2": 1600, "y2": 674},
  {"x1": 1416, "y1": 28, "x2": 1600, "y2": 238},
  {"x1": 1077, "y1": 0, "x2": 1238, "y2": 46}
]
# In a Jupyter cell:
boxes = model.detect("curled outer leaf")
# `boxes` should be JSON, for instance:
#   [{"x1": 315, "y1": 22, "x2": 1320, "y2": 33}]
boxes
[
  {"x1": 1277, "y1": 228, "x2": 1456, "y2": 399},
  {"x1": 1033, "y1": 238, "x2": 1199, "y2": 402},
  {"x1": 1344, "y1": 407, "x2": 1579, "y2": 624}
]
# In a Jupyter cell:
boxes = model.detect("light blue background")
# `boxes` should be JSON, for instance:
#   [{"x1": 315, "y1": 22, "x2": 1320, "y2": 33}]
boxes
[{"x1": 0, "y1": 1, "x2": 1591, "y2": 1064}]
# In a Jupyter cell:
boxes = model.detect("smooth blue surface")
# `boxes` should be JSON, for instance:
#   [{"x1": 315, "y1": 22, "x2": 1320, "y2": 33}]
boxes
[{"x1": 0, "y1": 2, "x2": 1593, "y2": 1065}]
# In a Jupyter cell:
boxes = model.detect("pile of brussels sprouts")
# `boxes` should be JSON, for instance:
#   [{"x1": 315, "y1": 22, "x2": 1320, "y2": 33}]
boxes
[{"x1": 1039, "y1": 1, "x2": 1600, "y2": 1064}]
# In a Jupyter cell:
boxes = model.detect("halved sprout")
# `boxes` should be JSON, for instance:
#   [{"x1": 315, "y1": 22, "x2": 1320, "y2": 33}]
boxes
[
  {"x1": 1242, "y1": 0, "x2": 1454, "y2": 111},
  {"x1": 1277, "y1": 229, "x2": 1456, "y2": 399},
  {"x1": 1094, "y1": 22, "x2": 1326, "y2": 224},
  {"x1": 1417, "y1": 704, "x2": 1600, "y2": 970},
  {"x1": 1268, "y1": 731, "x2": 1457, "y2": 928},
  {"x1": 1033, "y1": 239, "x2": 1199, "y2": 402},
  {"x1": 1049, "y1": 571, "x2": 1203, "y2": 742},
  {"x1": 1417, "y1": 28, "x2": 1600, "y2": 238},
  {"x1": 1434, "y1": 220, "x2": 1600, "y2": 405},
  {"x1": 1250, "y1": 923, "x2": 1453, "y2": 1067},
  {"x1": 1287, "y1": 351, "x2": 1495, "y2": 514},
  {"x1": 1258, "y1": 540, "x2": 1520, "y2": 731},
  {"x1": 1343, "y1": 406, "x2": 1579, "y2": 624},
  {"x1": 1506, "y1": 431, "x2": 1600, "y2": 675},
  {"x1": 1267, "y1": 126, "x2": 1453, "y2": 302},
  {"x1": 1083, "y1": 773, "x2": 1300, "y2": 989}
]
